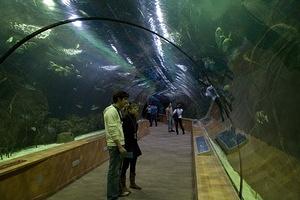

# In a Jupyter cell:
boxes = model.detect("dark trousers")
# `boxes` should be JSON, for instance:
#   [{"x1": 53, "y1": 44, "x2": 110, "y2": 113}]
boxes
[
  {"x1": 175, "y1": 118, "x2": 185, "y2": 134},
  {"x1": 150, "y1": 114, "x2": 157, "y2": 127},
  {"x1": 121, "y1": 157, "x2": 137, "y2": 177}
]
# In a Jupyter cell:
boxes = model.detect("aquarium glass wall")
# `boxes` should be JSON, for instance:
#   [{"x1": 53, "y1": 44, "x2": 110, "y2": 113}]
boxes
[{"x1": 0, "y1": 0, "x2": 299, "y2": 199}]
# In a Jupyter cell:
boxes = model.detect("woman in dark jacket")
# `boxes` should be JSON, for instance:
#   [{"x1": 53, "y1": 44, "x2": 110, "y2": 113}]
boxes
[{"x1": 120, "y1": 103, "x2": 142, "y2": 194}]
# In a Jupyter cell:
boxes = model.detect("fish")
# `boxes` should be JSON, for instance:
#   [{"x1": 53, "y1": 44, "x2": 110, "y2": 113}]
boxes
[
  {"x1": 94, "y1": 86, "x2": 102, "y2": 91},
  {"x1": 90, "y1": 105, "x2": 99, "y2": 111},
  {"x1": 31, "y1": 127, "x2": 37, "y2": 132},
  {"x1": 243, "y1": 54, "x2": 260, "y2": 65},
  {"x1": 20, "y1": 114, "x2": 31, "y2": 120},
  {"x1": 79, "y1": 10, "x2": 89, "y2": 17},
  {"x1": 24, "y1": 84, "x2": 36, "y2": 91},
  {"x1": 76, "y1": 104, "x2": 83, "y2": 109},
  {"x1": 6, "y1": 37, "x2": 14, "y2": 43},
  {"x1": 0, "y1": 77, "x2": 8, "y2": 84},
  {"x1": 222, "y1": 37, "x2": 232, "y2": 52}
]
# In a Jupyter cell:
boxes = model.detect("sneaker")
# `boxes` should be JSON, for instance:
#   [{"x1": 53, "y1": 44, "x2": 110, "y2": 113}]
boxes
[
  {"x1": 130, "y1": 184, "x2": 142, "y2": 190},
  {"x1": 170, "y1": 130, "x2": 175, "y2": 132},
  {"x1": 119, "y1": 191, "x2": 131, "y2": 197}
]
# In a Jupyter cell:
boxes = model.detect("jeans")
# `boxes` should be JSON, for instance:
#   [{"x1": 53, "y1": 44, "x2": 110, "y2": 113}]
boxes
[
  {"x1": 107, "y1": 146, "x2": 122, "y2": 200},
  {"x1": 167, "y1": 117, "x2": 174, "y2": 131}
]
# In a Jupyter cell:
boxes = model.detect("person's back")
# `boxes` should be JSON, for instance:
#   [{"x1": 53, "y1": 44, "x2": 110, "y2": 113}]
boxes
[
  {"x1": 150, "y1": 105, "x2": 158, "y2": 115},
  {"x1": 174, "y1": 108, "x2": 183, "y2": 119},
  {"x1": 149, "y1": 105, "x2": 158, "y2": 127},
  {"x1": 173, "y1": 104, "x2": 185, "y2": 135}
]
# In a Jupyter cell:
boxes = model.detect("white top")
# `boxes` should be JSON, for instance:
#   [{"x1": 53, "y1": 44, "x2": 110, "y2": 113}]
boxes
[{"x1": 173, "y1": 108, "x2": 183, "y2": 118}]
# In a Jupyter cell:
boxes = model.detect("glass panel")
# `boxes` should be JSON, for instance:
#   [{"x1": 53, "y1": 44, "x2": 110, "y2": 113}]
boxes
[{"x1": 0, "y1": 1, "x2": 299, "y2": 200}]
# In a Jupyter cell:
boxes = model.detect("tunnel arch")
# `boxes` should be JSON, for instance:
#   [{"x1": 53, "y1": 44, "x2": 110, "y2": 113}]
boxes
[
  {"x1": 0, "y1": 17, "x2": 224, "y2": 127},
  {"x1": 0, "y1": 17, "x2": 210, "y2": 86},
  {"x1": 0, "y1": 17, "x2": 235, "y2": 129}
]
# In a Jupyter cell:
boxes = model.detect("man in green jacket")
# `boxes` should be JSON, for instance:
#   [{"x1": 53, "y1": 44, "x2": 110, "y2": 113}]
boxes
[{"x1": 104, "y1": 91, "x2": 129, "y2": 199}]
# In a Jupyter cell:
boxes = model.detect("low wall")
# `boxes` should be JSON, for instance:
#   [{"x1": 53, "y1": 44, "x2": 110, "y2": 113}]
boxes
[
  {"x1": 159, "y1": 114, "x2": 238, "y2": 199},
  {"x1": 0, "y1": 120, "x2": 149, "y2": 200},
  {"x1": 191, "y1": 122, "x2": 239, "y2": 200}
]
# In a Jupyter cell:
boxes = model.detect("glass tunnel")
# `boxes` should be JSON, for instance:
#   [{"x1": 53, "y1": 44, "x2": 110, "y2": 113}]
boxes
[{"x1": 0, "y1": 0, "x2": 299, "y2": 200}]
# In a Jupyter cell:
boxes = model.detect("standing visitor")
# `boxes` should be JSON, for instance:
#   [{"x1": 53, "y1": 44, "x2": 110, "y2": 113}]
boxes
[
  {"x1": 146, "y1": 104, "x2": 152, "y2": 125},
  {"x1": 103, "y1": 91, "x2": 130, "y2": 199},
  {"x1": 120, "y1": 103, "x2": 142, "y2": 194},
  {"x1": 173, "y1": 104, "x2": 185, "y2": 135},
  {"x1": 165, "y1": 103, "x2": 175, "y2": 132}
]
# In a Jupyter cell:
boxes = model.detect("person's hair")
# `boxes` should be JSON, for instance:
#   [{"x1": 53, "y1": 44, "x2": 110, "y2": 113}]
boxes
[
  {"x1": 112, "y1": 91, "x2": 129, "y2": 103},
  {"x1": 124, "y1": 102, "x2": 139, "y2": 115},
  {"x1": 125, "y1": 102, "x2": 138, "y2": 110}
]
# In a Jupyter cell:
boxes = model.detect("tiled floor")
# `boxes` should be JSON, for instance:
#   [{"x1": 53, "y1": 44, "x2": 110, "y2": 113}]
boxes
[{"x1": 48, "y1": 123, "x2": 194, "y2": 200}]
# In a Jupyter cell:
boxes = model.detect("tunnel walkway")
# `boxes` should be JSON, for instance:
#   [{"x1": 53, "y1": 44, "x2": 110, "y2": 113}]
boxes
[{"x1": 47, "y1": 123, "x2": 194, "y2": 200}]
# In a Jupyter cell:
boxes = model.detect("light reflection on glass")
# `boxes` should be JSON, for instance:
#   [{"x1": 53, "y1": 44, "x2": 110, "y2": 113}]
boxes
[
  {"x1": 126, "y1": 57, "x2": 133, "y2": 64},
  {"x1": 62, "y1": 48, "x2": 82, "y2": 55},
  {"x1": 176, "y1": 64, "x2": 188, "y2": 72},
  {"x1": 149, "y1": 17, "x2": 163, "y2": 58},
  {"x1": 43, "y1": 0, "x2": 55, "y2": 10},
  {"x1": 62, "y1": 0, "x2": 71, "y2": 6},
  {"x1": 99, "y1": 65, "x2": 120, "y2": 71},
  {"x1": 110, "y1": 44, "x2": 118, "y2": 54},
  {"x1": 68, "y1": 14, "x2": 82, "y2": 27},
  {"x1": 154, "y1": 0, "x2": 170, "y2": 40},
  {"x1": 11, "y1": 23, "x2": 51, "y2": 39}
]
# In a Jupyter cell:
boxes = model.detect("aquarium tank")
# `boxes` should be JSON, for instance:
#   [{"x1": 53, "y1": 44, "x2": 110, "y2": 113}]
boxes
[{"x1": 0, "y1": 0, "x2": 299, "y2": 199}]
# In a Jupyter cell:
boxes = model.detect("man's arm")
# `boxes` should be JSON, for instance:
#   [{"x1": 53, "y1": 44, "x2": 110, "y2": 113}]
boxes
[
  {"x1": 104, "y1": 109, "x2": 127, "y2": 153},
  {"x1": 113, "y1": 140, "x2": 126, "y2": 153}
]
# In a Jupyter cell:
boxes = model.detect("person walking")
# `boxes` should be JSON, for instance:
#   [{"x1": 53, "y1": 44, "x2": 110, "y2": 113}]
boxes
[
  {"x1": 103, "y1": 91, "x2": 130, "y2": 199},
  {"x1": 173, "y1": 104, "x2": 185, "y2": 135},
  {"x1": 120, "y1": 103, "x2": 142, "y2": 194},
  {"x1": 165, "y1": 103, "x2": 175, "y2": 132},
  {"x1": 149, "y1": 104, "x2": 158, "y2": 127}
]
